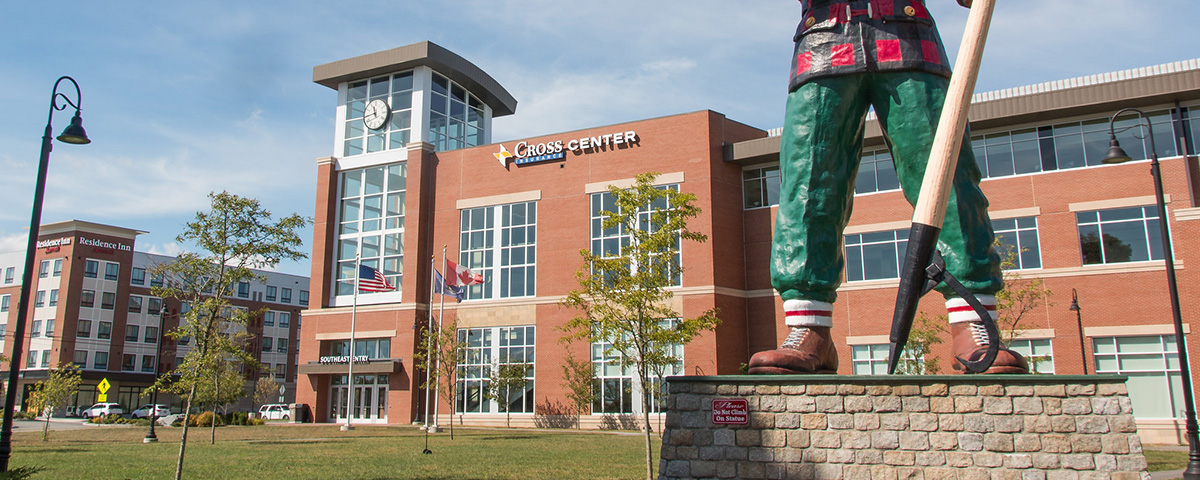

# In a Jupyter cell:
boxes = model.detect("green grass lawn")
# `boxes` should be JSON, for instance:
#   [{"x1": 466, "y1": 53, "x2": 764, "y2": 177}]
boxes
[
  {"x1": 1145, "y1": 448, "x2": 1187, "y2": 473},
  {"x1": 8, "y1": 424, "x2": 655, "y2": 479}
]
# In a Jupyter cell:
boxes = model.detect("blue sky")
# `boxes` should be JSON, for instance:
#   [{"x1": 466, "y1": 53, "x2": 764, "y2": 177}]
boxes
[{"x1": 1, "y1": 1, "x2": 1196, "y2": 277}]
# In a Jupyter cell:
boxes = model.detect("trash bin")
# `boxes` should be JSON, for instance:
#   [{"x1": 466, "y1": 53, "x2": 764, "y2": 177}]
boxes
[{"x1": 289, "y1": 403, "x2": 308, "y2": 423}]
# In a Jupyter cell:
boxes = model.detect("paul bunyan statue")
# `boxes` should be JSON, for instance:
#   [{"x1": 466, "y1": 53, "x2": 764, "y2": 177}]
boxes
[{"x1": 748, "y1": 0, "x2": 1028, "y2": 375}]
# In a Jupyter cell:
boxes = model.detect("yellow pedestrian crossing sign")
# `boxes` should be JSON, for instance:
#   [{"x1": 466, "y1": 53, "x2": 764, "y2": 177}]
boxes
[{"x1": 98, "y1": 378, "x2": 111, "y2": 394}]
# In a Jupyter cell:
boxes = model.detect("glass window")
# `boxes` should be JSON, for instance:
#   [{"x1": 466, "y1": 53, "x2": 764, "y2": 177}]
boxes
[
  {"x1": 855, "y1": 150, "x2": 900, "y2": 195},
  {"x1": 275, "y1": 364, "x2": 286, "y2": 380},
  {"x1": 264, "y1": 311, "x2": 275, "y2": 327},
  {"x1": 590, "y1": 186, "x2": 681, "y2": 288},
  {"x1": 266, "y1": 286, "x2": 277, "y2": 301},
  {"x1": 330, "y1": 338, "x2": 390, "y2": 359},
  {"x1": 52, "y1": 259, "x2": 62, "y2": 277},
  {"x1": 39, "y1": 260, "x2": 49, "y2": 278},
  {"x1": 0, "y1": 295, "x2": 7, "y2": 312},
  {"x1": 131, "y1": 267, "x2": 145, "y2": 285},
  {"x1": 145, "y1": 326, "x2": 158, "y2": 344},
  {"x1": 591, "y1": 320, "x2": 682, "y2": 414},
  {"x1": 299, "y1": 291, "x2": 309, "y2": 306},
  {"x1": 993, "y1": 216, "x2": 1042, "y2": 270},
  {"x1": 150, "y1": 274, "x2": 163, "y2": 288},
  {"x1": 277, "y1": 338, "x2": 288, "y2": 353},
  {"x1": 4, "y1": 267, "x2": 13, "y2": 283},
  {"x1": 457, "y1": 326, "x2": 536, "y2": 414},
  {"x1": 262, "y1": 337, "x2": 273, "y2": 352},
  {"x1": 97, "y1": 321, "x2": 112, "y2": 339},
  {"x1": 844, "y1": 229, "x2": 908, "y2": 282},
  {"x1": 279, "y1": 312, "x2": 290, "y2": 328},
  {"x1": 0, "y1": 324, "x2": 6, "y2": 339},
  {"x1": 30, "y1": 320, "x2": 41, "y2": 338},
  {"x1": 281, "y1": 288, "x2": 292, "y2": 304},
  {"x1": 1094, "y1": 335, "x2": 1185, "y2": 419},
  {"x1": 122, "y1": 354, "x2": 136, "y2": 371},
  {"x1": 93, "y1": 352, "x2": 108, "y2": 371},
  {"x1": 44, "y1": 319, "x2": 54, "y2": 338},
  {"x1": 1077, "y1": 206, "x2": 1164, "y2": 265},
  {"x1": 743, "y1": 166, "x2": 781, "y2": 208},
  {"x1": 148, "y1": 298, "x2": 161, "y2": 315},
  {"x1": 35, "y1": 291, "x2": 45, "y2": 308},
  {"x1": 77, "y1": 320, "x2": 92, "y2": 338},
  {"x1": 26, "y1": 353, "x2": 36, "y2": 369},
  {"x1": 343, "y1": 72, "x2": 418, "y2": 157},
  {"x1": 101, "y1": 292, "x2": 116, "y2": 310},
  {"x1": 48, "y1": 289, "x2": 58, "y2": 307},
  {"x1": 126, "y1": 325, "x2": 140, "y2": 342},
  {"x1": 128, "y1": 296, "x2": 143, "y2": 313},
  {"x1": 80, "y1": 290, "x2": 95, "y2": 308},
  {"x1": 336, "y1": 164, "x2": 406, "y2": 298},
  {"x1": 1008, "y1": 338, "x2": 1054, "y2": 374},
  {"x1": 141, "y1": 355, "x2": 156, "y2": 373},
  {"x1": 237, "y1": 282, "x2": 250, "y2": 298},
  {"x1": 73, "y1": 350, "x2": 87, "y2": 368},
  {"x1": 40, "y1": 350, "x2": 51, "y2": 369},
  {"x1": 427, "y1": 72, "x2": 486, "y2": 152},
  {"x1": 104, "y1": 263, "x2": 119, "y2": 281},
  {"x1": 461, "y1": 201, "x2": 537, "y2": 300}
]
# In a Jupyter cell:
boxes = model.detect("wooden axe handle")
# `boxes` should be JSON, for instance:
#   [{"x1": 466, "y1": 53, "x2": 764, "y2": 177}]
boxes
[{"x1": 911, "y1": 0, "x2": 996, "y2": 227}]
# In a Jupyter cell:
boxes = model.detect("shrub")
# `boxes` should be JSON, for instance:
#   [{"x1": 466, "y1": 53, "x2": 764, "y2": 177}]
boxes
[
  {"x1": 0, "y1": 466, "x2": 44, "y2": 479},
  {"x1": 226, "y1": 411, "x2": 250, "y2": 426},
  {"x1": 14, "y1": 411, "x2": 37, "y2": 420},
  {"x1": 88, "y1": 414, "x2": 146, "y2": 425},
  {"x1": 188, "y1": 411, "x2": 223, "y2": 427}
]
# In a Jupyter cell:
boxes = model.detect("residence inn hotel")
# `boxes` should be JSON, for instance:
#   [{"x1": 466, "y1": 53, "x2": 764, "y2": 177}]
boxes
[{"x1": 297, "y1": 41, "x2": 1200, "y2": 444}]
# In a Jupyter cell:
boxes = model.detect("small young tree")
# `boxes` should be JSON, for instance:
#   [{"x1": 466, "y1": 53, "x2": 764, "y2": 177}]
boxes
[
  {"x1": 414, "y1": 317, "x2": 466, "y2": 439},
  {"x1": 896, "y1": 312, "x2": 946, "y2": 375},
  {"x1": 994, "y1": 242, "x2": 1053, "y2": 345},
  {"x1": 150, "y1": 191, "x2": 307, "y2": 480},
  {"x1": 486, "y1": 362, "x2": 529, "y2": 428},
  {"x1": 27, "y1": 363, "x2": 81, "y2": 441},
  {"x1": 251, "y1": 375, "x2": 278, "y2": 415},
  {"x1": 561, "y1": 351, "x2": 595, "y2": 430},
  {"x1": 560, "y1": 172, "x2": 720, "y2": 480}
]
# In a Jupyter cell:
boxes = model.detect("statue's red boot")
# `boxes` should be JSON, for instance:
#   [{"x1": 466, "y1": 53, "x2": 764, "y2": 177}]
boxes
[
  {"x1": 748, "y1": 326, "x2": 838, "y2": 374},
  {"x1": 950, "y1": 322, "x2": 1029, "y2": 374}
]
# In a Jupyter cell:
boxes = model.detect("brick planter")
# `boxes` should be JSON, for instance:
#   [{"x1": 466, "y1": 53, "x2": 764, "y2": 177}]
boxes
[{"x1": 659, "y1": 375, "x2": 1149, "y2": 479}]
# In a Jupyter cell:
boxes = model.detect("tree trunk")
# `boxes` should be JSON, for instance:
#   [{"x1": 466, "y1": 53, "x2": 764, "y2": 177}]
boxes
[
  {"x1": 210, "y1": 373, "x2": 219, "y2": 444},
  {"x1": 640, "y1": 368, "x2": 654, "y2": 480},
  {"x1": 42, "y1": 414, "x2": 49, "y2": 442},
  {"x1": 176, "y1": 385, "x2": 196, "y2": 480}
]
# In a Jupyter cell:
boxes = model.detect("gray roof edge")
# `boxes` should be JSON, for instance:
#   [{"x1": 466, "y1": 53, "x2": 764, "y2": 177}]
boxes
[{"x1": 312, "y1": 41, "x2": 518, "y2": 117}]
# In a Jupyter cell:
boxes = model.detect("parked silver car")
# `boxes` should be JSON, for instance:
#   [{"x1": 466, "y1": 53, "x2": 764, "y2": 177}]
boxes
[
  {"x1": 80, "y1": 403, "x2": 123, "y2": 419},
  {"x1": 130, "y1": 404, "x2": 170, "y2": 419}
]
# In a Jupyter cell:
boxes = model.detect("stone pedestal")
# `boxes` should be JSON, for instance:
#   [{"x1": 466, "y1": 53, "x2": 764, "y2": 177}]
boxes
[{"x1": 659, "y1": 375, "x2": 1150, "y2": 480}]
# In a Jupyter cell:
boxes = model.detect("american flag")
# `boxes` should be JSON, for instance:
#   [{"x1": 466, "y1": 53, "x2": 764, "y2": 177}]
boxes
[{"x1": 358, "y1": 265, "x2": 395, "y2": 292}]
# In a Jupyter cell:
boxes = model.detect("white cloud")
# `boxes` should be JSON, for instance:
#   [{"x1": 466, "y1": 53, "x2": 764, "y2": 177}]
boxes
[
  {"x1": 0, "y1": 232, "x2": 27, "y2": 254},
  {"x1": 144, "y1": 241, "x2": 185, "y2": 257}
]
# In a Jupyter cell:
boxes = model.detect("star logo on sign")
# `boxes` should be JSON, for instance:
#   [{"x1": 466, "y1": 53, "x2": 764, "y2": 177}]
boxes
[{"x1": 493, "y1": 145, "x2": 513, "y2": 167}]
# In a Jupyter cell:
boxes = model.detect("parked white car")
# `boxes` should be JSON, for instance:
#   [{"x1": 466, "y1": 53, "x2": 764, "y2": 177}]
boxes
[
  {"x1": 80, "y1": 403, "x2": 123, "y2": 419},
  {"x1": 258, "y1": 404, "x2": 290, "y2": 420},
  {"x1": 130, "y1": 404, "x2": 171, "y2": 419}
]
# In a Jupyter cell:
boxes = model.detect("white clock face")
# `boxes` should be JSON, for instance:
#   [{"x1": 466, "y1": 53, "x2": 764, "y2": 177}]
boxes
[{"x1": 363, "y1": 99, "x2": 390, "y2": 130}]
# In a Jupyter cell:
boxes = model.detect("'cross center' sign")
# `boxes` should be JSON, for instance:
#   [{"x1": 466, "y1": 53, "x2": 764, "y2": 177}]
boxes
[{"x1": 711, "y1": 398, "x2": 749, "y2": 425}]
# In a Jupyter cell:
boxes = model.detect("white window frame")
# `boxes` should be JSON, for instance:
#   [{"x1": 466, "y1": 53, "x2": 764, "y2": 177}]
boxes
[{"x1": 459, "y1": 201, "x2": 537, "y2": 301}]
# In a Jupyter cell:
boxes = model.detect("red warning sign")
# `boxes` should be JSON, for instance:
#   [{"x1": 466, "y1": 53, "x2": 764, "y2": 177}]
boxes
[{"x1": 711, "y1": 398, "x2": 749, "y2": 425}]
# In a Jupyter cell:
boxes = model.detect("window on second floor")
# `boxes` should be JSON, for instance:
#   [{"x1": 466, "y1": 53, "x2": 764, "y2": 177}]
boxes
[
  {"x1": 993, "y1": 216, "x2": 1042, "y2": 270},
  {"x1": 1077, "y1": 206, "x2": 1164, "y2": 265},
  {"x1": 844, "y1": 229, "x2": 908, "y2": 282}
]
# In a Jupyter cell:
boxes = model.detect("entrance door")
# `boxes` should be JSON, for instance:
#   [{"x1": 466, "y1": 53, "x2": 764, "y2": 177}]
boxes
[{"x1": 329, "y1": 375, "x2": 388, "y2": 424}]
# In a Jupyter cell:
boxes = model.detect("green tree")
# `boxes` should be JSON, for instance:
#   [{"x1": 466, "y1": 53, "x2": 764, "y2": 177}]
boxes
[
  {"x1": 27, "y1": 363, "x2": 81, "y2": 441},
  {"x1": 486, "y1": 362, "x2": 529, "y2": 428},
  {"x1": 560, "y1": 172, "x2": 720, "y2": 480},
  {"x1": 414, "y1": 317, "x2": 466, "y2": 439},
  {"x1": 896, "y1": 312, "x2": 946, "y2": 375},
  {"x1": 251, "y1": 375, "x2": 279, "y2": 416},
  {"x1": 561, "y1": 351, "x2": 595, "y2": 430},
  {"x1": 994, "y1": 242, "x2": 1053, "y2": 345},
  {"x1": 150, "y1": 191, "x2": 308, "y2": 480}
]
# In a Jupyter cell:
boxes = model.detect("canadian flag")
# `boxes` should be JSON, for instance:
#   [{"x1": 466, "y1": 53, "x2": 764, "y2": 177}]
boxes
[{"x1": 445, "y1": 259, "x2": 484, "y2": 286}]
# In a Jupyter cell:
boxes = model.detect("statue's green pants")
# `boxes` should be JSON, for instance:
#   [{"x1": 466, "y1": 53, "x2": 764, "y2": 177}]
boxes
[{"x1": 771, "y1": 71, "x2": 1002, "y2": 304}]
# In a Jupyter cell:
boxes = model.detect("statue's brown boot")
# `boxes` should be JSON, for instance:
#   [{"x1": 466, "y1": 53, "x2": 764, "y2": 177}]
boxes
[
  {"x1": 950, "y1": 322, "x2": 1029, "y2": 374},
  {"x1": 748, "y1": 326, "x2": 838, "y2": 374}
]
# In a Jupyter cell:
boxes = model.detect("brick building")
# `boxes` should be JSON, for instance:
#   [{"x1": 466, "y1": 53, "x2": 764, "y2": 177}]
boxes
[
  {"x1": 0, "y1": 220, "x2": 308, "y2": 414},
  {"x1": 298, "y1": 41, "x2": 1200, "y2": 443}
]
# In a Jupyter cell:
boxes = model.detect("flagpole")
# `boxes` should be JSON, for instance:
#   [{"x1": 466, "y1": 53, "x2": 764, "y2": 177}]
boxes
[
  {"x1": 433, "y1": 246, "x2": 448, "y2": 431},
  {"x1": 424, "y1": 255, "x2": 435, "y2": 430},
  {"x1": 342, "y1": 253, "x2": 360, "y2": 431}
]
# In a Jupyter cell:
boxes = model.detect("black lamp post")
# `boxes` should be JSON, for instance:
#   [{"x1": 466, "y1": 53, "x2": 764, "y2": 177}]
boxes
[
  {"x1": 0, "y1": 76, "x2": 91, "y2": 472},
  {"x1": 1102, "y1": 107, "x2": 1200, "y2": 479},
  {"x1": 1069, "y1": 288, "x2": 1088, "y2": 375},
  {"x1": 144, "y1": 308, "x2": 167, "y2": 443}
]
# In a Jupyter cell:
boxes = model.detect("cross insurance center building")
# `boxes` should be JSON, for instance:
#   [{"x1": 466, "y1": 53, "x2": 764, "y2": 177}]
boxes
[{"x1": 296, "y1": 41, "x2": 1200, "y2": 443}]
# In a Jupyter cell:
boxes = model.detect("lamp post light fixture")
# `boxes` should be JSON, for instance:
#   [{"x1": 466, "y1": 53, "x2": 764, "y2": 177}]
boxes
[
  {"x1": 1102, "y1": 107, "x2": 1200, "y2": 479},
  {"x1": 0, "y1": 76, "x2": 91, "y2": 472},
  {"x1": 1068, "y1": 288, "x2": 1088, "y2": 375},
  {"x1": 144, "y1": 308, "x2": 167, "y2": 443}
]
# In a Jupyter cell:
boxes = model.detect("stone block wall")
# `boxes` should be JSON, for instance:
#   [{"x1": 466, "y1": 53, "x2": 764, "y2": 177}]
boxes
[{"x1": 659, "y1": 375, "x2": 1150, "y2": 479}]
